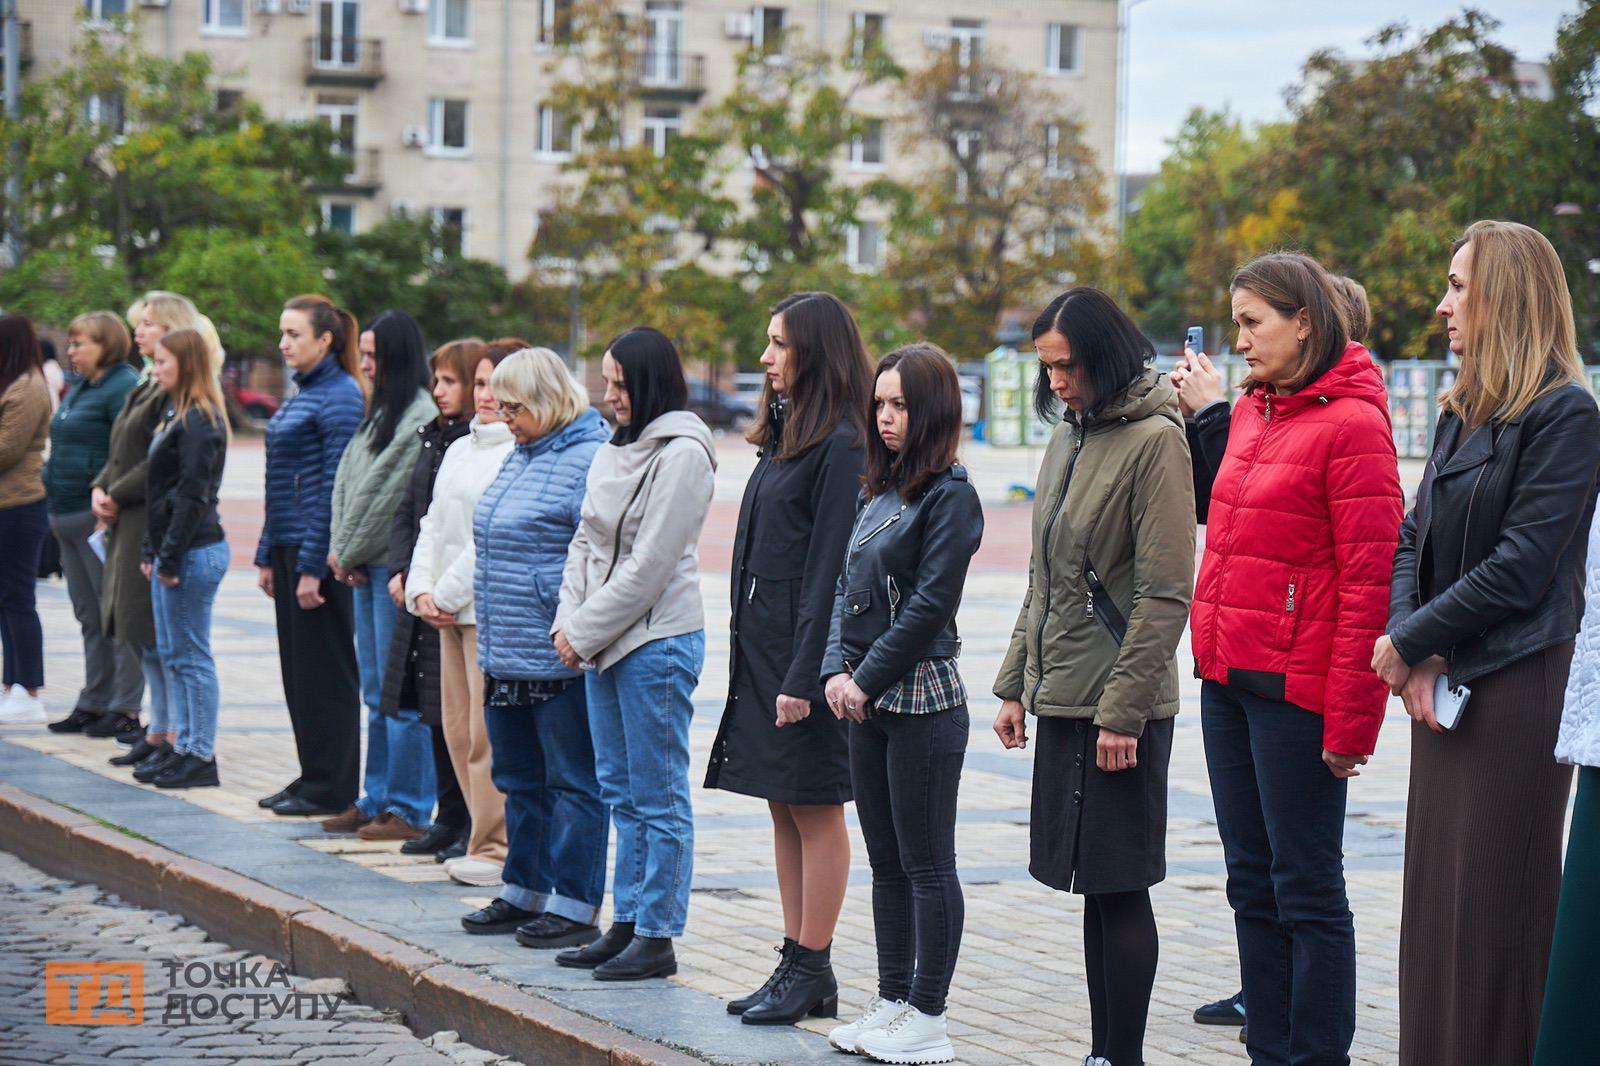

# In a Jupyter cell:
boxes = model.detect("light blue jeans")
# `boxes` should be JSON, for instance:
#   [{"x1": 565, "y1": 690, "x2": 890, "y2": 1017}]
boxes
[
  {"x1": 353, "y1": 562, "x2": 435, "y2": 828},
  {"x1": 150, "y1": 540, "x2": 229, "y2": 760},
  {"x1": 585, "y1": 631, "x2": 705, "y2": 938}
]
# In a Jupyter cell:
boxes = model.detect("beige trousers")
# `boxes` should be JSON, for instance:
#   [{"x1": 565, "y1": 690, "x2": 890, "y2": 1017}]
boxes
[{"x1": 438, "y1": 623, "x2": 507, "y2": 864}]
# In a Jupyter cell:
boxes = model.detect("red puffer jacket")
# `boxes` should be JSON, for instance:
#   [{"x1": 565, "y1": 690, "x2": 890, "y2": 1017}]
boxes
[{"x1": 1191, "y1": 343, "x2": 1403, "y2": 756}]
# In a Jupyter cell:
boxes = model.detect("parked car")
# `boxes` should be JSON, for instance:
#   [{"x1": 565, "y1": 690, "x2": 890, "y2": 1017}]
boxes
[
  {"x1": 225, "y1": 383, "x2": 281, "y2": 421},
  {"x1": 689, "y1": 380, "x2": 756, "y2": 430}
]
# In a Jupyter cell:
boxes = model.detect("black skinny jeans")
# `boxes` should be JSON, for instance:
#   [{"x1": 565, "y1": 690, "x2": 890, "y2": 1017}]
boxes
[{"x1": 849, "y1": 705, "x2": 967, "y2": 1015}]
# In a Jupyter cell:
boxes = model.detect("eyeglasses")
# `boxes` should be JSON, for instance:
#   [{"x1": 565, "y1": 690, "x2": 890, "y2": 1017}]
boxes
[{"x1": 496, "y1": 401, "x2": 524, "y2": 418}]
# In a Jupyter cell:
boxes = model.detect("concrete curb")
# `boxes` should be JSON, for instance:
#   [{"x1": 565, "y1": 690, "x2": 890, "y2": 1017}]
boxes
[{"x1": 0, "y1": 784, "x2": 703, "y2": 1066}]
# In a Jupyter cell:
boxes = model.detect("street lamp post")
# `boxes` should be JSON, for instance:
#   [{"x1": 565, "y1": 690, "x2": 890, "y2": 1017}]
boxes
[{"x1": 1115, "y1": 0, "x2": 1153, "y2": 242}]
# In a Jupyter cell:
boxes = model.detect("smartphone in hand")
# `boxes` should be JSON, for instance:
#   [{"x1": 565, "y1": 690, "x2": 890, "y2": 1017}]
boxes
[{"x1": 1185, "y1": 325, "x2": 1205, "y2": 355}]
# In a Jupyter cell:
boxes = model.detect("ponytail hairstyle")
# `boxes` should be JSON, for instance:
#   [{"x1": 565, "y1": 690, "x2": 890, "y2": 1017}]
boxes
[
  {"x1": 361, "y1": 310, "x2": 430, "y2": 453},
  {"x1": 154, "y1": 328, "x2": 230, "y2": 435},
  {"x1": 284, "y1": 294, "x2": 367, "y2": 398}
]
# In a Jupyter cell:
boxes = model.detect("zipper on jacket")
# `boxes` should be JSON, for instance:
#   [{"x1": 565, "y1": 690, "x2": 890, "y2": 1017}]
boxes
[
  {"x1": 857, "y1": 511, "x2": 902, "y2": 546},
  {"x1": 1285, "y1": 582, "x2": 1297, "y2": 613},
  {"x1": 747, "y1": 575, "x2": 757, "y2": 603},
  {"x1": 887, "y1": 575, "x2": 900, "y2": 626},
  {"x1": 1085, "y1": 566, "x2": 1100, "y2": 620},
  {"x1": 1030, "y1": 424, "x2": 1086, "y2": 709}
]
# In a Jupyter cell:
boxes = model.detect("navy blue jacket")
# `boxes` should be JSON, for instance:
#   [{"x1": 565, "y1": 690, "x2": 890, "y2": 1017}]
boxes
[
  {"x1": 473, "y1": 407, "x2": 610, "y2": 680},
  {"x1": 254, "y1": 356, "x2": 365, "y2": 577}
]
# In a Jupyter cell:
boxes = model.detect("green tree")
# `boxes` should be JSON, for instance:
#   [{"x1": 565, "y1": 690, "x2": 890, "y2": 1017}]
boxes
[{"x1": 0, "y1": 236, "x2": 133, "y2": 327}]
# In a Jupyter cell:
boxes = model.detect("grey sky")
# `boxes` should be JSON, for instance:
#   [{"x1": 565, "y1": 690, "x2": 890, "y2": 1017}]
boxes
[{"x1": 1124, "y1": 1, "x2": 1579, "y2": 172}]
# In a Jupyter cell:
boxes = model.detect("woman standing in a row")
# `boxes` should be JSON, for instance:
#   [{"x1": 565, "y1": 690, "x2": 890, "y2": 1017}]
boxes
[
  {"x1": 255, "y1": 295, "x2": 366, "y2": 817},
  {"x1": 0, "y1": 314, "x2": 54, "y2": 724}
]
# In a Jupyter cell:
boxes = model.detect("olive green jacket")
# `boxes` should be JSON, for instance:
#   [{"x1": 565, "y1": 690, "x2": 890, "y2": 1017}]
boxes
[
  {"x1": 993, "y1": 369, "x2": 1196, "y2": 737},
  {"x1": 329, "y1": 389, "x2": 436, "y2": 570}
]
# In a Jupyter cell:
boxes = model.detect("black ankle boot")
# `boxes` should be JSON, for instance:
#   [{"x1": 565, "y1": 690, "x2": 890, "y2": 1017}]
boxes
[
  {"x1": 593, "y1": 935, "x2": 676, "y2": 981},
  {"x1": 727, "y1": 937, "x2": 797, "y2": 1015},
  {"x1": 132, "y1": 744, "x2": 178, "y2": 782},
  {"x1": 556, "y1": 921, "x2": 635, "y2": 969},
  {"x1": 153, "y1": 753, "x2": 219, "y2": 789},
  {"x1": 110, "y1": 738, "x2": 159, "y2": 766},
  {"x1": 740, "y1": 941, "x2": 837, "y2": 1025}
]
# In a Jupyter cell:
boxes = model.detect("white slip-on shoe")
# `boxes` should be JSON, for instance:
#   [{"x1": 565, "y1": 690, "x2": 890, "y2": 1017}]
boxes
[
  {"x1": 828, "y1": 996, "x2": 906, "y2": 1054},
  {"x1": 445, "y1": 857, "x2": 505, "y2": 887},
  {"x1": 0, "y1": 689, "x2": 47, "y2": 724},
  {"x1": 855, "y1": 1005, "x2": 954, "y2": 1065}
]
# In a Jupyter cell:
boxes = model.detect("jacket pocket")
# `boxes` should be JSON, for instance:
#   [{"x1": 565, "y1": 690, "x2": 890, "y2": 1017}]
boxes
[
  {"x1": 1276, "y1": 572, "x2": 1303, "y2": 654},
  {"x1": 1084, "y1": 557, "x2": 1127, "y2": 647},
  {"x1": 845, "y1": 586, "x2": 873, "y2": 619}
]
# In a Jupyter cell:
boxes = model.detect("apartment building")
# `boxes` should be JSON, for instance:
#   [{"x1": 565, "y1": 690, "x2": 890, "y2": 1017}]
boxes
[{"x1": 22, "y1": 0, "x2": 1121, "y2": 279}]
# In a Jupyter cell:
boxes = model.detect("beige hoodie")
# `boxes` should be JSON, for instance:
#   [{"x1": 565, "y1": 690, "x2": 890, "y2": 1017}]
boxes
[{"x1": 554, "y1": 410, "x2": 717, "y2": 672}]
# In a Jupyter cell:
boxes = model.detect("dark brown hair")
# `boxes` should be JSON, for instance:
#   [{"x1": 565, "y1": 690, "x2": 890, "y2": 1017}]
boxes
[
  {"x1": 480, "y1": 336, "x2": 532, "y2": 369},
  {"x1": 744, "y1": 292, "x2": 873, "y2": 460},
  {"x1": 1230, "y1": 253, "x2": 1348, "y2": 395},
  {"x1": 0, "y1": 313, "x2": 43, "y2": 396},
  {"x1": 284, "y1": 294, "x2": 366, "y2": 397},
  {"x1": 863, "y1": 343, "x2": 963, "y2": 501}
]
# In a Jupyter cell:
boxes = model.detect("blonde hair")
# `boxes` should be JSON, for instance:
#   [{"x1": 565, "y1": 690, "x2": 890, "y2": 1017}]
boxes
[
  {"x1": 490, "y1": 347, "x2": 588, "y2": 435},
  {"x1": 68, "y1": 311, "x2": 135, "y2": 370},
  {"x1": 1439, "y1": 220, "x2": 1583, "y2": 429},
  {"x1": 154, "y1": 329, "x2": 230, "y2": 434},
  {"x1": 125, "y1": 298, "x2": 146, "y2": 330},
  {"x1": 141, "y1": 291, "x2": 224, "y2": 376},
  {"x1": 1330, "y1": 275, "x2": 1370, "y2": 344}
]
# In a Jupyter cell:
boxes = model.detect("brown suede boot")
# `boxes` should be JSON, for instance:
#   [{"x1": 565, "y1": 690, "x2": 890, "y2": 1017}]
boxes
[
  {"x1": 319, "y1": 805, "x2": 372, "y2": 833},
  {"x1": 356, "y1": 812, "x2": 424, "y2": 842}
]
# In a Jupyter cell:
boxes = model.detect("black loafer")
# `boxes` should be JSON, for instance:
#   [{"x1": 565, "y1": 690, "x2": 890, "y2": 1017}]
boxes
[
  {"x1": 48, "y1": 708, "x2": 100, "y2": 734},
  {"x1": 85, "y1": 711, "x2": 139, "y2": 738},
  {"x1": 132, "y1": 745, "x2": 178, "y2": 782},
  {"x1": 1194, "y1": 991, "x2": 1246, "y2": 1026},
  {"x1": 514, "y1": 914, "x2": 600, "y2": 950},
  {"x1": 461, "y1": 899, "x2": 539, "y2": 935},
  {"x1": 153, "y1": 753, "x2": 219, "y2": 789},
  {"x1": 258, "y1": 784, "x2": 299, "y2": 809},
  {"x1": 270, "y1": 795, "x2": 343, "y2": 817},
  {"x1": 110, "y1": 738, "x2": 159, "y2": 766},
  {"x1": 402, "y1": 821, "x2": 464, "y2": 856}
]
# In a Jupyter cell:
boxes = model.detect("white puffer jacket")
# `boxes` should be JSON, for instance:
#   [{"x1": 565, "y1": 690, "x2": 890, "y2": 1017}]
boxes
[
  {"x1": 407, "y1": 416, "x2": 513, "y2": 625},
  {"x1": 1556, "y1": 506, "x2": 1600, "y2": 768}
]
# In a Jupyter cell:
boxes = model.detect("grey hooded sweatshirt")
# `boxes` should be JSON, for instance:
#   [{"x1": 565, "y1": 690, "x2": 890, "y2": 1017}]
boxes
[{"x1": 553, "y1": 410, "x2": 718, "y2": 672}]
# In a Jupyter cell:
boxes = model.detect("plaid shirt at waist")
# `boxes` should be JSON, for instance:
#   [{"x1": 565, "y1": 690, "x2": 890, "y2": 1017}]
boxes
[{"x1": 871, "y1": 657, "x2": 966, "y2": 716}]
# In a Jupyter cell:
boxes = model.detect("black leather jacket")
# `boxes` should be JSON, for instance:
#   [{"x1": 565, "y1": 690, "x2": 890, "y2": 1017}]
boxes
[
  {"x1": 1389, "y1": 382, "x2": 1600, "y2": 684},
  {"x1": 143, "y1": 404, "x2": 227, "y2": 577},
  {"x1": 820, "y1": 466, "x2": 984, "y2": 699}
]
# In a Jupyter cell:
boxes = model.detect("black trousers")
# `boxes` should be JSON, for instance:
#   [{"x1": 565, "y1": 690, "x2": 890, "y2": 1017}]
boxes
[
  {"x1": 271, "y1": 547, "x2": 359, "y2": 810},
  {"x1": 430, "y1": 721, "x2": 468, "y2": 830}
]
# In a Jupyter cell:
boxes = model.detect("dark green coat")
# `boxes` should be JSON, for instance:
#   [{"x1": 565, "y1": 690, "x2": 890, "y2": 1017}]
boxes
[
  {"x1": 44, "y1": 362, "x2": 139, "y2": 515},
  {"x1": 92, "y1": 375, "x2": 167, "y2": 646}
]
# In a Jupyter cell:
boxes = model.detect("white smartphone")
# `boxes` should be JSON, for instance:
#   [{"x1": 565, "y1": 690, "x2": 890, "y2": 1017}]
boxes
[{"x1": 1432, "y1": 674, "x2": 1471, "y2": 731}]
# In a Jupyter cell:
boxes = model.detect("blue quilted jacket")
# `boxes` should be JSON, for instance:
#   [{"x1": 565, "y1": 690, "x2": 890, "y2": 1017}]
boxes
[
  {"x1": 474, "y1": 407, "x2": 610, "y2": 680},
  {"x1": 254, "y1": 356, "x2": 366, "y2": 577}
]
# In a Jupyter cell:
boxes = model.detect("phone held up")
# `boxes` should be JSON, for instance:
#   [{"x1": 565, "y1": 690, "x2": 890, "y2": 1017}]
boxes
[{"x1": 1185, "y1": 325, "x2": 1205, "y2": 356}]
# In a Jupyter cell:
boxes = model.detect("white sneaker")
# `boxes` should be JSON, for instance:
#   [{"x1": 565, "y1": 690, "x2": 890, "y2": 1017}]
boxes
[
  {"x1": 0, "y1": 689, "x2": 46, "y2": 724},
  {"x1": 444, "y1": 857, "x2": 504, "y2": 887},
  {"x1": 1082, "y1": 1057, "x2": 1113, "y2": 1066},
  {"x1": 855, "y1": 1005, "x2": 954, "y2": 1064},
  {"x1": 828, "y1": 996, "x2": 906, "y2": 1054}
]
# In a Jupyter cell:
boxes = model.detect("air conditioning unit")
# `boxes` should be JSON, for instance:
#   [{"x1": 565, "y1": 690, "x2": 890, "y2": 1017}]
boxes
[
  {"x1": 398, "y1": 0, "x2": 427, "y2": 12},
  {"x1": 251, "y1": 0, "x2": 279, "y2": 14},
  {"x1": 923, "y1": 28, "x2": 952, "y2": 48},
  {"x1": 284, "y1": 0, "x2": 311, "y2": 13},
  {"x1": 390, "y1": 199, "x2": 419, "y2": 216},
  {"x1": 723, "y1": 13, "x2": 753, "y2": 39},
  {"x1": 401, "y1": 125, "x2": 428, "y2": 148},
  {"x1": 138, "y1": 0, "x2": 170, "y2": 8}
]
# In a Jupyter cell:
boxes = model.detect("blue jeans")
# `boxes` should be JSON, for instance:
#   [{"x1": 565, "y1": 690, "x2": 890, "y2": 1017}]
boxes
[
  {"x1": 485, "y1": 681, "x2": 607, "y2": 924},
  {"x1": 134, "y1": 642, "x2": 170, "y2": 736},
  {"x1": 353, "y1": 562, "x2": 436, "y2": 827},
  {"x1": 585, "y1": 632, "x2": 704, "y2": 938},
  {"x1": 150, "y1": 541, "x2": 229, "y2": 759},
  {"x1": 1201, "y1": 680, "x2": 1355, "y2": 1066}
]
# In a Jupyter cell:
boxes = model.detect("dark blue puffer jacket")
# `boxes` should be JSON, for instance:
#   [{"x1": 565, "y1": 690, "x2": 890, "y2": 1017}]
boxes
[
  {"x1": 473, "y1": 407, "x2": 610, "y2": 680},
  {"x1": 254, "y1": 355, "x2": 365, "y2": 577}
]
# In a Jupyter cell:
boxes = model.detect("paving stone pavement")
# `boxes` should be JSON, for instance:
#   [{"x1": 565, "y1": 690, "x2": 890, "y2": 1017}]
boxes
[
  {"x1": 0, "y1": 848, "x2": 523, "y2": 1066},
  {"x1": 1, "y1": 437, "x2": 1436, "y2": 1064}
]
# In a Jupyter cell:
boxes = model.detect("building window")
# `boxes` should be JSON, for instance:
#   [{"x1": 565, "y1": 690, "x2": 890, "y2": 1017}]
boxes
[
  {"x1": 317, "y1": 95, "x2": 358, "y2": 154},
  {"x1": 953, "y1": 129, "x2": 980, "y2": 199},
  {"x1": 431, "y1": 207, "x2": 467, "y2": 257},
  {"x1": 535, "y1": 105, "x2": 575, "y2": 159},
  {"x1": 202, "y1": 0, "x2": 246, "y2": 34},
  {"x1": 323, "y1": 202, "x2": 356, "y2": 234},
  {"x1": 845, "y1": 221, "x2": 882, "y2": 272},
  {"x1": 538, "y1": 0, "x2": 573, "y2": 45},
  {"x1": 950, "y1": 18, "x2": 984, "y2": 93},
  {"x1": 86, "y1": 93, "x2": 126, "y2": 135},
  {"x1": 214, "y1": 88, "x2": 245, "y2": 114},
  {"x1": 430, "y1": 0, "x2": 471, "y2": 44},
  {"x1": 753, "y1": 6, "x2": 786, "y2": 56},
  {"x1": 643, "y1": 1, "x2": 684, "y2": 85},
  {"x1": 851, "y1": 12, "x2": 884, "y2": 65},
  {"x1": 1043, "y1": 222, "x2": 1077, "y2": 256},
  {"x1": 428, "y1": 99, "x2": 470, "y2": 155},
  {"x1": 84, "y1": 0, "x2": 127, "y2": 22},
  {"x1": 1044, "y1": 123, "x2": 1069, "y2": 177},
  {"x1": 1046, "y1": 23, "x2": 1081, "y2": 75},
  {"x1": 642, "y1": 108, "x2": 681, "y2": 157},
  {"x1": 849, "y1": 118, "x2": 885, "y2": 169}
]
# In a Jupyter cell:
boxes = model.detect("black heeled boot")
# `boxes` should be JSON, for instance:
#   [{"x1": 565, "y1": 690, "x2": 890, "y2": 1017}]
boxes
[
  {"x1": 726, "y1": 937, "x2": 797, "y2": 1015},
  {"x1": 740, "y1": 941, "x2": 838, "y2": 1025},
  {"x1": 556, "y1": 921, "x2": 635, "y2": 969},
  {"x1": 593, "y1": 935, "x2": 676, "y2": 981}
]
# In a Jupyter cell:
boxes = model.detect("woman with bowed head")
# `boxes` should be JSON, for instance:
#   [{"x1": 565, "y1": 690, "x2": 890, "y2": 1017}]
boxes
[
  {"x1": 254, "y1": 295, "x2": 367, "y2": 818},
  {"x1": 0, "y1": 314, "x2": 55, "y2": 724},
  {"x1": 135, "y1": 328, "x2": 230, "y2": 789},
  {"x1": 1190, "y1": 253, "x2": 1402, "y2": 1066},
  {"x1": 992, "y1": 290, "x2": 1196, "y2": 1066},
  {"x1": 1371, "y1": 221, "x2": 1600, "y2": 1066},
  {"x1": 549, "y1": 327, "x2": 716, "y2": 981},
  {"x1": 382, "y1": 338, "x2": 482, "y2": 861},
  {"x1": 819, "y1": 344, "x2": 983, "y2": 1064},
  {"x1": 320, "y1": 310, "x2": 441, "y2": 842},
  {"x1": 704, "y1": 292, "x2": 873, "y2": 1026},
  {"x1": 458, "y1": 347, "x2": 611, "y2": 945},
  {"x1": 42, "y1": 312, "x2": 143, "y2": 736},
  {"x1": 410, "y1": 339, "x2": 522, "y2": 884}
]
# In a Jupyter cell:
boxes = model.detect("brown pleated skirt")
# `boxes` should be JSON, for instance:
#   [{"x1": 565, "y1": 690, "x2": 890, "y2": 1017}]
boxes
[{"x1": 1399, "y1": 642, "x2": 1576, "y2": 1066}]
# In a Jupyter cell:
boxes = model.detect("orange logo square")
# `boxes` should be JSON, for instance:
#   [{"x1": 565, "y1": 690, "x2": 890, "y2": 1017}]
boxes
[{"x1": 45, "y1": 962, "x2": 144, "y2": 1025}]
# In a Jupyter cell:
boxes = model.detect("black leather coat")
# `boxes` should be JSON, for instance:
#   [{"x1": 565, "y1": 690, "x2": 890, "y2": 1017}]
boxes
[
  {"x1": 143, "y1": 405, "x2": 226, "y2": 577},
  {"x1": 1388, "y1": 382, "x2": 1600, "y2": 684},
  {"x1": 820, "y1": 466, "x2": 984, "y2": 699},
  {"x1": 1186, "y1": 400, "x2": 1230, "y2": 524}
]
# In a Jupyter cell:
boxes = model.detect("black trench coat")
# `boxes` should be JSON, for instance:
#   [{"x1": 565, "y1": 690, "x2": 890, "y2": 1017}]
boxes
[
  {"x1": 379, "y1": 416, "x2": 470, "y2": 725},
  {"x1": 704, "y1": 417, "x2": 863, "y2": 805}
]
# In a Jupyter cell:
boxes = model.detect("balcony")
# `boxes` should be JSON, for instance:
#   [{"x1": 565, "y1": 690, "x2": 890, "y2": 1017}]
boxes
[
  {"x1": 311, "y1": 147, "x2": 381, "y2": 197},
  {"x1": 0, "y1": 21, "x2": 32, "y2": 68},
  {"x1": 305, "y1": 37, "x2": 384, "y2": 88},
  {"x1": 632, "y1": 50, "x2": 705, "y2": 102}
]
